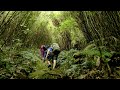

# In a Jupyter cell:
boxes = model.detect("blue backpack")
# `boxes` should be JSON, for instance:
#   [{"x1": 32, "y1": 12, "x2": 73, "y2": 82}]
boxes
[{"x1": 48, "y1": 47, "x2": 53, "y2": 53}]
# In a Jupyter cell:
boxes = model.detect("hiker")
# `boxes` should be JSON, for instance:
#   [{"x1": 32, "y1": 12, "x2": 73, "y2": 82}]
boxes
[
  {"x1": 45, "y1": 43, "x2": 60, "y2": 69},
  {"x1": 40, "y1": 45, "x2": 48, "y2": 62}
]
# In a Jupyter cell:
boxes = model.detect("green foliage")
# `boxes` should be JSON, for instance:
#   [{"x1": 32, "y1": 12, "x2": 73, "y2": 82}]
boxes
[
  {"x1": 28, "y1": 61, "x2": 49, "y2": 79},
  {"x1": 56, "y1": 49, "x2": 82, "y2": 78},
  {"x1": 59, "y1": 17, "x2": 77, "y2": 32},
  {"x1": 79, "y1": 43, "x2": 112, "y2": 59},
  {"x1": 56, "y1": 43, "x2": 116, "y2": 79},
  {"x1": 0, "y1": 11, "x2": 120, "y2": 79},
  {"x1": 0, "y1": 46, "x2": 41, "y2": 79}
]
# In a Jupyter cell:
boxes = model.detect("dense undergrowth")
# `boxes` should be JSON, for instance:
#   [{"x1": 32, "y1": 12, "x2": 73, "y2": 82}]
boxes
[
  {"x1": 29, "y1": 44, "x2": 120, "y2": 79},
  {"x1": 1, "y1": 43, "x2": 119, "y2": 79}
]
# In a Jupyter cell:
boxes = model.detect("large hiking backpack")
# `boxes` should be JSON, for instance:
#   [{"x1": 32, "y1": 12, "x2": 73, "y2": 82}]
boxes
[{"x1": 52, "y1": 43, "x2": 60, "y2": 51}]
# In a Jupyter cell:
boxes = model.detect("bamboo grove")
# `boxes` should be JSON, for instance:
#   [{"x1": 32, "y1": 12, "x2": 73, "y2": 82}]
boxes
[{"x1": 0, "y1": 11, "x2": 120, "y2": 79}]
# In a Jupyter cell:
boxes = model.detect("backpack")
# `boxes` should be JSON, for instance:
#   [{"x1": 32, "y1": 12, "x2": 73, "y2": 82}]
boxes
[
  {"x1": 48, "y1": 47, "x2": 53, "y2": 52},
  {"x1": 52, "y1": 43, "x2": 60, "y2": 51}
]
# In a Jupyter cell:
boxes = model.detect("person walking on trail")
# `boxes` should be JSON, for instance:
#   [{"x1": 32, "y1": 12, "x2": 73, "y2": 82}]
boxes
[
  {"x1": 40, "y1": 45, "x2": 48, "y2": 62},
  {"x1": 45, "y1": 43, "x2": 60, "y2": 69}
]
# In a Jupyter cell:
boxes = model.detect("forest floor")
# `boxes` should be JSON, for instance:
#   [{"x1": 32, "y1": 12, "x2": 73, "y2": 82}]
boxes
[
  {"x1": 0, "y1": 45, "x2": 120, "y2": 79},
  {"x1": 29, "y1": 47, "x2": 120, "y2": 79}
]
